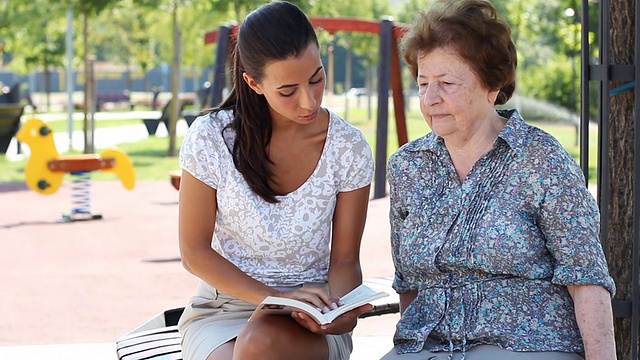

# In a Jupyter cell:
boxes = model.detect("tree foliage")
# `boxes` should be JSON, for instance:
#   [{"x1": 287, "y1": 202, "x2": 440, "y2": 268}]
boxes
[
  {"x1": 0, "y1": 1, "x2": 67, "y2": 73},
  {"x1": 0, "y1": 0, "x2": 589, "y2": 110},
  {"x1": 205, "y1": 0, "x2": 266, "y2": 22},
  {"x1": 0, "y1": 0, "x2": 607, "y2": 152},
  {"x1": 92, "y1": 0, "x2": 157, "y2": 72}
]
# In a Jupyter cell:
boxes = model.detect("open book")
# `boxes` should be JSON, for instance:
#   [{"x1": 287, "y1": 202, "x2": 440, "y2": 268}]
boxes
[{"x1": 249, "y1": 283, "x2": 389, "y2": 325}]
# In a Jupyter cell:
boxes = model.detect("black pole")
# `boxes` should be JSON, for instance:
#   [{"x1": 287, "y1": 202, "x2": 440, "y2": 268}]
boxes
[
  {"x1": 210, "y1": 24, "x2": 231, "y2": 108},
  {"x1": 374, "y1": 17, "x2": 393, "y2": 199},
  {"x1": 598, "y1": 0, "x2": 612, "y2": 266},
  {"x1": 579, "y1": 0, "x2": 590, "y2": 184}
]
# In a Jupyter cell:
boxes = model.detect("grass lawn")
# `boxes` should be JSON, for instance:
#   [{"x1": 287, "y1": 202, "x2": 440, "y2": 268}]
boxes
[
  {"x1": 0, "y1": 135, "x2": 182, "y2": 183},
  {"x1": 0, "y1": 105, "x2": 598, "y2": 184},
  {"x1": 44, "y1": 118, "x2": 141, "y2": 133}
]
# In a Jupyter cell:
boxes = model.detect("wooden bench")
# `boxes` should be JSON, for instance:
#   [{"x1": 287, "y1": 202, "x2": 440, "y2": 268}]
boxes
[
  {"x1": 96, "y1": 91, "x2": 132, "y2": 111},
  {"x1": 142, "y1": 99, "x2": 185, "y2": 136},
  {"x1": 115, "y1": 277, "x2": 399, "y2": 360},
  {"x1": 0, "y1": 103, "x2": 25, "y2": 154},
  {"x1": 169, "y1": 170, "x2": 182, "y2": 191}
]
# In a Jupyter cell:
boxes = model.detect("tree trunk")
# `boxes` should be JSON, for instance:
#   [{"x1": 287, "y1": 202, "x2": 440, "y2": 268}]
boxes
[
  {"x1": 82, "y1": 0, "x2": 90, "y2": 154},
  {"x1": 44, "y1": 66, "x2": 51, "y2": 111},
  {"x1": 343, "y1": 40, "x2": 352, "y2": 121},
  {"x1": 86, "y1": 57, "x2": 96, "y2": 154},
  {"x1": 168, "y1": 2, "x2": 181, "y2": 157},
  {"x1": 608, "y1": 0, "x2": 636, "y2": 358},
  {"x1": 328, "y1": 40, "x2": 335, "y2": 96},
  {"x1": 126, "y1": 60, "x2": 132, "y2": 108},
  {"x1": 366, "y1": 61, "x2": 372, "y2": 120}
]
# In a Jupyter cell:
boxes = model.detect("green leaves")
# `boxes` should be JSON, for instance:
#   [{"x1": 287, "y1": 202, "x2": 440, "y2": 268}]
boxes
[{"x1": 0, "y1": 0, "x2": 592, "y2": 120}]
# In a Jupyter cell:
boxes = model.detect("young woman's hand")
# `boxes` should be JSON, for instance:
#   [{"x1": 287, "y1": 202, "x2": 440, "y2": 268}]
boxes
[
  {"x1": 278, "y1": 286, "x2": 342, "y2": 314},
  {"x1": 291, "y1": 304, "x2": 373, "y2": 335}
]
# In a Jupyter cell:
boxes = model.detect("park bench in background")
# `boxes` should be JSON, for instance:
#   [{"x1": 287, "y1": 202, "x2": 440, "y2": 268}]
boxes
[
  {"x1": 181, "y1": 111, "x2": 202, "y2": 128},
  {"x1": 0, "y1": 83, "x2": 22, "y2": 104},
  {"x1": 115, "y1": 277, "x2": 399, "y2": 360},
  {"x1": 0, "y1": 103, "x2": 25, "y2": 154},
  {"x1": 142, "y1": 99, "x2": 186, "y2": 136},
  {"x1": 181, "y1": 85, "x2": 211, "y2": 127},
  {"x1": 96, "y1": 91, "x2": 132, "y2": 111}
]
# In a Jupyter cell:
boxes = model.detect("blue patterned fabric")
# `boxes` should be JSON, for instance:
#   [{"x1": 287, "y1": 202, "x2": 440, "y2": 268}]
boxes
[{"x1": 387, "y1": 109, "x2": 615, "y2": 356}]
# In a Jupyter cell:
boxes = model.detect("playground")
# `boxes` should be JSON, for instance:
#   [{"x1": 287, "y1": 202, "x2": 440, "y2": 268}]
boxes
[
  {"x1": 0, "y1": 89, "x2": 401, "y2": 359},
  {"x1": 0, "y1": 177, "x2": 399, "y2": 359}
]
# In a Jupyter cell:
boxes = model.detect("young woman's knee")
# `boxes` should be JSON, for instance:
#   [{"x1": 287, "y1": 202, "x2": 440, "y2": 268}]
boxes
[
  {"x1": 234, "y1": 317, "x2": 298, "y2": 358},
  {"x1": 234, "y1": 317, "x2": 327, "y2": 359}
]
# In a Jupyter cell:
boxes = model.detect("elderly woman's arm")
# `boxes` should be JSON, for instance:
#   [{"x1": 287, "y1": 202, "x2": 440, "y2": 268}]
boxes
[
  {"x1": 399, "y1": 290, "x2": 418, "y2": 314},
  {"x1": 567, "y1": 284, "x2": 616, "y2": 360}
]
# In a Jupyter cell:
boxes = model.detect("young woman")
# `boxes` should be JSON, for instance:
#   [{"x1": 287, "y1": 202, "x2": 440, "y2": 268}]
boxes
[{"x1": 177, "y1": 2, "x2": 374, "y2": 360}]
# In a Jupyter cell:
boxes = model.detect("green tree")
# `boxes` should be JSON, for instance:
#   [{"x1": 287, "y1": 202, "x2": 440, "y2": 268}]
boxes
[
  {"x1": 167, "y1": 0, "x2": 182, "y2": 157},
  {"x1": 64, "y1": 0, "x2": 164, "y2": 152},
  {"x1": 0, "y1": 1, "x2": 68, "y2": 109},
  {"x1": 67, "y1": 0, "x2": 117, "y2": 152},
  {"x1": 92, "y1": 0, "x2": 161, "y2": 92},
  {"x1": 205, "y1": 0, "x2": 266, "y2": 22},
  {"x1": 309, "y1": 0, "x2": 390, "y2": 119}
]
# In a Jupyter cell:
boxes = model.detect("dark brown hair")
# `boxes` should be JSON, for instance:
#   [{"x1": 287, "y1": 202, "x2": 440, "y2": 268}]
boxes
[
  {"x1": 401, "y1": 0, "x2": 517, "y2": 105},
  {"x1": 211, "y1": 1, "x2": 319, "y2": 203}
]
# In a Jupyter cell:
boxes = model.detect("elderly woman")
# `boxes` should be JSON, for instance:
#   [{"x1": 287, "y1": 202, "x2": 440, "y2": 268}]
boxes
[{"x1": 382, "y1": 0, "x2": 616, "y2": 359}]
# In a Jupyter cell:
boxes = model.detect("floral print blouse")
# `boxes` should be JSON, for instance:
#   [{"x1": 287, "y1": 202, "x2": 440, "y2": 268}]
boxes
[
  {"x1": 179, "y1": 109, "x2": 373, "y2": 287},
  {"x1": 387, "y1": 109, "x2": 615, "y2": 356}
]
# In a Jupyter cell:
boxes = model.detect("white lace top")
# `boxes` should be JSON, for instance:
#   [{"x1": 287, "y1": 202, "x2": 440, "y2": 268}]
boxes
[{"x1": 179, "y1": 109, "x2": 374, "y2": 287}]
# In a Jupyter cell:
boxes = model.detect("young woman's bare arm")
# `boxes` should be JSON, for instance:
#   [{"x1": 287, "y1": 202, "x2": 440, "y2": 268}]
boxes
[
  {"x1": 292, "y1": 185, "x2": 372, "y2": 334},
  {"x1": 179, "y1": 171, "x2": 281, "y2": 305},
  {"x1": 328, "y1": 185, "x2": 371, "y2": 297}
]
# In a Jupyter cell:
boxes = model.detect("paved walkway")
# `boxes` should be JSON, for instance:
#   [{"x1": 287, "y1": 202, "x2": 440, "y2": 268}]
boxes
[
  {"x1": 0, "y1": 112, "x2": 398, "y2": 359},
  {"x1": 0, "y1": 180, "x2": 397, "y2": 359}
]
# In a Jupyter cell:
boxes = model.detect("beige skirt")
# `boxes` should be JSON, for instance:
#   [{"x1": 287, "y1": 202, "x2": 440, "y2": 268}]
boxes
[{"x1": 178, "y1": 281, "x2": 353, "y2": 360}]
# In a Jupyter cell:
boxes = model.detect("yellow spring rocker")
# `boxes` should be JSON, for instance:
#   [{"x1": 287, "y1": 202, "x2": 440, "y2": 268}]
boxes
[{"x1": 17, "y1": 117, "x2": 135, "y2": 222}]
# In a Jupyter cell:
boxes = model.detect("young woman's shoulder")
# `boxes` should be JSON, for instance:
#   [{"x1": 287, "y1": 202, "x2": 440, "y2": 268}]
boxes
[
  {"x1": 324, "y1": 108, "x2": 374, "y2": 190},
  {"x1": 181, "y1": 109, "x2": 235, "y2": 157},
  {"x1": 326, "y1": 108, "x2": 369, "y2": 144},
  {"x1": 179, "y1": 109, "x2": 234, "y2": 188},
  {"x1": 190, "y1": 109, "x2": 234, "y2": 132}
]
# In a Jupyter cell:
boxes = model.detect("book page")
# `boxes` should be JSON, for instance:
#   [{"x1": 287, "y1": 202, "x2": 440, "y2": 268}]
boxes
[
  {"x1": 250, "y1": 297, "x2": 327, "y2": 324},
  {"x1": 340, "y1": 284, "x2": 381, "y2": 304},
  {"x1": 250, "y1": 284, "x2": 389, "y2": 325},
  {"x1": 323, "y1": 284, "x2": 389, "y2": 322}
]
